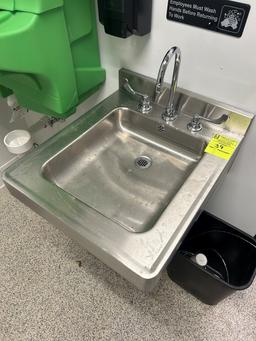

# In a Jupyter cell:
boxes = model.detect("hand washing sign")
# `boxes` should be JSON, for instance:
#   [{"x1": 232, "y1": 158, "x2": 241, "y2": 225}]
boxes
[{"x1": 167, "y1": 0, "x2": 250, "y2": 37}]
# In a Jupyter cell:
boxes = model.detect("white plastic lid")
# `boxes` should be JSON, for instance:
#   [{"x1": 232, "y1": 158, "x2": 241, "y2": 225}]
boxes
[
  {"x1": 4, "y1": 130, "x2": 33, "y2": 155},
  {"x1": 195, "y1": 253, "x2": 208, "y2": 267}
]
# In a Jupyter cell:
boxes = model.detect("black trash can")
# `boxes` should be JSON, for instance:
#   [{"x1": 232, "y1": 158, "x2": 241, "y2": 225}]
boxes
[{"x1": 167, "y1": 211, "x2": 256, "y2": 305}]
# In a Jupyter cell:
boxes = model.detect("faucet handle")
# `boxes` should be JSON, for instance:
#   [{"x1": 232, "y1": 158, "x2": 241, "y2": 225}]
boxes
[
  {"x1": 187, "y1": 113, "x2": 229, "y2": 132},
  {"x1": 123, "y1": 78, "x2": 152, "y2": 114}
]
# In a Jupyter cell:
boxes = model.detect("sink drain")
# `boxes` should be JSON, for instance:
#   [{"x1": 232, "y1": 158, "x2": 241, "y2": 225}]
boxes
[{"x1": 135, "y1": 156, "x2": 152, "y2": 169}]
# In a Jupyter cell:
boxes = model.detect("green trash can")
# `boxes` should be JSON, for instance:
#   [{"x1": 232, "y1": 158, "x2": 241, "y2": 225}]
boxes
[{"x1": 0, "y1": 0, "x2": 105, "y2": 117}]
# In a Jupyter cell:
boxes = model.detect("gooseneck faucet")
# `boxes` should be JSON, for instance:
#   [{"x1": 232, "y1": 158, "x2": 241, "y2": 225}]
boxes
[{"x1": 154, "y1": 46, "x2": 181, "y2": 122}]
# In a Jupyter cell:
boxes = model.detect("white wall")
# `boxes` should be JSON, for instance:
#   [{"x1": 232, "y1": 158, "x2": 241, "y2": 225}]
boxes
[
  {"x1": 0, "y1": 0, "x2": 255, "y2": 235},
  {"x1": 98, "y1": 0, "x2": 256, "y2": 113}
]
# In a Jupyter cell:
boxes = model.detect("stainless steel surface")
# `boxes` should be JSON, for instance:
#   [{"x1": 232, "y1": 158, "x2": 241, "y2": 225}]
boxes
[
  {"x1": 42, "y1": 108, "x2": 204, "y2": 233},
  {"x1": 135, "y1": 156, "x2": 152, "y2": 169},
  {"x1": 187, "y1": 113, "x2": 230, "y2": 132},
  {"x1": 3, "y1": 68, "x2": 253, "y2": 292},
  {"x1": 154, "y1": 47, "x2": 181, "y2": 122},
  {"x1": 123, "y1": 78, "x2": 152, "y2": 114}
]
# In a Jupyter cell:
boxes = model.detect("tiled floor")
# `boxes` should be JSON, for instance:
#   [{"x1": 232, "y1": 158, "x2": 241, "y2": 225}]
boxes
[{"x1": 0, "y1": 188, "x2": 255, "y2": 341}]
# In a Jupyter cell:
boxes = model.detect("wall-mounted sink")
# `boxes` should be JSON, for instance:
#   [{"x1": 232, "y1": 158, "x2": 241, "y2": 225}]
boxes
[
  {"x1": 3, "y1": 69, "x2": 253, "y2": 292},
  {"x1": 42, "y1": 107, "x2": 205, "y2": 233}
]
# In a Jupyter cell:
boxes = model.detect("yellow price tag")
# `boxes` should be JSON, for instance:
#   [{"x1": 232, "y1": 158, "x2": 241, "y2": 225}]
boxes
[{"x1": 205, "y1": 134, "x2": 238, "y2": 160}]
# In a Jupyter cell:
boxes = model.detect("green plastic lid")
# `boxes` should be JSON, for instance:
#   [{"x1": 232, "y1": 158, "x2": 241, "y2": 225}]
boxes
[
  {"x1": 0, "y1": 0, "x2": 15, "y2": 11},
  {"x1": 0, "y1": 0, "x2": 63, "y2": 13}
]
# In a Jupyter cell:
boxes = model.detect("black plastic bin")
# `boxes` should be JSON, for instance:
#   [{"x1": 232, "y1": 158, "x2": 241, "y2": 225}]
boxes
[{"x1": 167, "y1": 211, "x2": 256, "y2": 305}]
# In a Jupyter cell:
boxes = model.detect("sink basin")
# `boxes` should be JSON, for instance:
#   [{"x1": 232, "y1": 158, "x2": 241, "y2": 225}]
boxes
[
  {"x1": 42, "y1": 108, "x2": 205, "y2": 233},
  {"x1": 3, "y1": 69, "x2": 253, "y2": 292}
]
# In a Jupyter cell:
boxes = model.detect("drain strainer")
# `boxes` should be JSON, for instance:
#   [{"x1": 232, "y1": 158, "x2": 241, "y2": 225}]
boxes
[{"x1": 135, "y1": 156, "x2": 152, "y2": 169}]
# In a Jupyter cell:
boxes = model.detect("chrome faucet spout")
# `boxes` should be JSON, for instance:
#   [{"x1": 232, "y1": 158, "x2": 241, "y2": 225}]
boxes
[{"x1": 154, "y1": 46, "x2": 181, "y2": 122}]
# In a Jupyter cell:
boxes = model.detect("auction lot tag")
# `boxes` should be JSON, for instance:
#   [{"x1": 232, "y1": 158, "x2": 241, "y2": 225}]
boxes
[
  {"x1": 167, "y1": 0, "x2": 250, "y2": 37},
  {"x1": 205, "y1": 134, "x2": 238, "y2": 160}
]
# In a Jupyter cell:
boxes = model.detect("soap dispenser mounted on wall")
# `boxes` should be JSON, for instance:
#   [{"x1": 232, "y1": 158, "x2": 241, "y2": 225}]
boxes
[{"x1": 98, "y1": 0, "x2": 152, "y2": 38}]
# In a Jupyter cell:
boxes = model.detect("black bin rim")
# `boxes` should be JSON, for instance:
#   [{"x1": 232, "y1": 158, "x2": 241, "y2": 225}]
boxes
[{"x1": 180, "y1": 229, "x2": 256, "y2": 290}]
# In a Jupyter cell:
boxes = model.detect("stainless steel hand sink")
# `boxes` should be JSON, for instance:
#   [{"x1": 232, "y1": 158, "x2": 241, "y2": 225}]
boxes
[
  {"x1": 3, "y1": 69, "x2": 253, "y2": 292},
  {"x1": 42, "y1": 108, "x2": 205, "y2": 233}
]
